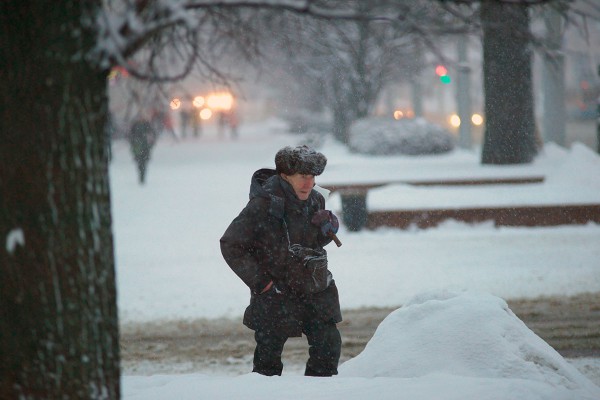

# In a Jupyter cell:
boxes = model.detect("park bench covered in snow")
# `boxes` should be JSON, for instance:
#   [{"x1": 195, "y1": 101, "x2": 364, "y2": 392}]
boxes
[
  {"x1": 320, "y1": 164, "x2": 550, "y2": 230},
  {"x1": 363, "y1": 183, "x2": 600, "y2": 230},
  {"x1": 318, "y1": 146, "x2": 600, "y2": 230},
  {"x1": 322, "y1": 175, "x2": 548, "y2": 230}
]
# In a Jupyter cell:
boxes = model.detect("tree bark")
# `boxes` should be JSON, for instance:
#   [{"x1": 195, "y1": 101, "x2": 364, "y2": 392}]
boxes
[
  {"x1": 541, "y1": 6, "x2": 566, "y2": 147},
  {"x1": 456, "y1": 35, "x2": 472, "y2": 149},
  {"x1": 0, "y1": 2, "x2": 120, "y2": 398},
  {"x1": 480, "y1": 2, "x2": 537, "y2": 164},
  {"x1": 331, "y1": 76, "x2": 352, "y2": 143}
]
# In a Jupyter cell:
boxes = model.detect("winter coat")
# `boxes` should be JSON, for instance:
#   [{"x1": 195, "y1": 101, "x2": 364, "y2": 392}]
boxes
[{"x1": 220, "y1": 168, "x2": 342, "y2": 337}]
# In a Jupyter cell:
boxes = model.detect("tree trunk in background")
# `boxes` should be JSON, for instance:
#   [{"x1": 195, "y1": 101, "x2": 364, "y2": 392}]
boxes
[
  {"x1": 480, "y1": 2, "x2": 537, "y2": 164},
  {"x1": 0, "y1": 2, "x2": 120, "y2": 398},
  {"x1": 411, "y1": 43, "x2": 424, "y2": 119},
  {"x1": 456, "y1": 35, "x2": 472, "y2": 149},
  {"x1": 332, "y1": 104, "x2": 351, "y2": 143},
  {"x1": 331, "y1": 76, "x2": 351, "y2": 143},
  {"x1": 541, "y1": 5, "x2": 566, "y2": 147}
]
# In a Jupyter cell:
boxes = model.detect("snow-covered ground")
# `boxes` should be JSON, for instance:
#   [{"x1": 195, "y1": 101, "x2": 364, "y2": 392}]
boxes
[{"x1": 111, "y1": 119, "x2": 600, "y2": 399}]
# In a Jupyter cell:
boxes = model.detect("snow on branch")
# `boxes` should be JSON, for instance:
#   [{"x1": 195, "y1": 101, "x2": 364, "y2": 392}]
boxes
[
  {"x1": 90, "y1": 0, "x2": 579, "y2": 81},
  {"x1": 93, "y1": 0, "x2": 198, "y2": 71},
  {"x1": 90, "y1": 0, "x2": 440, "y2": 76}
]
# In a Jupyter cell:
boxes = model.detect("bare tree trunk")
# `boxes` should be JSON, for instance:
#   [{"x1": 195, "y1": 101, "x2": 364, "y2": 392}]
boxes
[
  {"x1": 411, "y1": 43, "x2": 424, "y2": 119},
  {"x1": 541, "y1": 6, "x2": 566, "y2": 147},
  {"x1": 331, "y1": 76, "x2": 351, "y2": 143},
  {"x1": 332, "y1": 104, "x2": 351, "y2": 143},
  {"x1": 0, "y1": 2, "x2": 120, "y2": 398},
  {"x1": 456, "y1": 35, "x2": 472, "y2": 149},
  {"x1": 480, "y1": 2, "x2": 537, "y2": 164}
]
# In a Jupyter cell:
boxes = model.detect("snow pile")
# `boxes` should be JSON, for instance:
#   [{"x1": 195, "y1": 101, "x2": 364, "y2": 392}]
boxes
[
  {"x1": 348, "y1": 117, "x2": 455, "y2": 155},
  {"x1": 122, "y1": 291, "x2": 600, "y2": 400},
  {"x1": 339, "y1": 291, "x2": 600, "y2": 397},
  {"x1": 545, "y1": 142, "x2": 600, "y2": 188}
]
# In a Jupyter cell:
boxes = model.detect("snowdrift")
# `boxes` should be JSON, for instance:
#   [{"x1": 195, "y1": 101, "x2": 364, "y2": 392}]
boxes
[
  {"x1": 339, "y1": 291, "x2": 600, "y2": 398},
  {"x1": 123, "y1": 290, "x2": 600, "y2": 400}
]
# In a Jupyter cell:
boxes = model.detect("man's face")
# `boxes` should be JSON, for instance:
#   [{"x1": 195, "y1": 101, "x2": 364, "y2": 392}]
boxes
[{"x1": 281, "y1": 173, "x2": 315, "y2": 200}]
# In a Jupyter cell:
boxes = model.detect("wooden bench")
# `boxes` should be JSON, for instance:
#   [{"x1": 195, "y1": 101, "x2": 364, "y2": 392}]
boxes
[
  {"x1": 323, "y1": 176, "x2": 545, "y2": 192},
  {"x1": 321, "y1": 176, "x2": 546, "y2": 231},
  {"x1": 367, "y1": 204, "x2": 600, "y2": 230}
]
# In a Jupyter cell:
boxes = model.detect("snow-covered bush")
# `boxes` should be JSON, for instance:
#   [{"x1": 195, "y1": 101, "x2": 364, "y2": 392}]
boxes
[{"x1": 348, "y1": 117, "x2": 455, "y2": 155}]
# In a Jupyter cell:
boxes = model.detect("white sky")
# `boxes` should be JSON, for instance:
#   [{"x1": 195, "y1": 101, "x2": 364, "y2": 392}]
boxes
[{"x1": 111, "y1": 119, "x2": 600, "y2": 399}]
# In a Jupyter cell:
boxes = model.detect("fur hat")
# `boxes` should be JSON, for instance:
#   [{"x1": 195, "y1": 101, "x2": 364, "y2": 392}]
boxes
[{"x1": 275, "y1": 145, "x2": 327, "y2": 176}]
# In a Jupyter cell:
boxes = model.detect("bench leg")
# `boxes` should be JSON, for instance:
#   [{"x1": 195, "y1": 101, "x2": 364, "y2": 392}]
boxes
[{"x1": 340, "y1": 193, "x2": 367, "y2": 231}]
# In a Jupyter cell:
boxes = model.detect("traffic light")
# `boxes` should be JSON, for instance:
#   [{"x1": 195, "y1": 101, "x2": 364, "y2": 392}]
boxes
[{"x1": 435, "y1": 64, "x2": 451, "y2": 84}]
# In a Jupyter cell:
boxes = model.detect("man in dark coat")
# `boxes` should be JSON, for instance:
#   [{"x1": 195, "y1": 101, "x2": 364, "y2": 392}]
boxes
[{"x1": 220, "y1": 145, "x2": 342, "y2": 377}]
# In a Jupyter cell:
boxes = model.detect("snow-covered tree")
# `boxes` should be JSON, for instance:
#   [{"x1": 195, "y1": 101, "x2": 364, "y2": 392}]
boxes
[
  {"x1": 449, "y1": 0, "x2": 594, "y2": 164},
  {"x1": 1, "y1": 2, "x2": 120, "y2": 398},
  {"x1": 266, "y1": 0, "x2": 596, "y2": 164},
  {"x1": 265, "y1": 0, "x2": 471, "y2": 143}
]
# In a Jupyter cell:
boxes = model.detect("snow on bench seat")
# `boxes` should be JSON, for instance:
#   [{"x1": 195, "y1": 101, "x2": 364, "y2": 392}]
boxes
[{"x1": 322, "y1": 175, "x2": 544, "y2": 193}]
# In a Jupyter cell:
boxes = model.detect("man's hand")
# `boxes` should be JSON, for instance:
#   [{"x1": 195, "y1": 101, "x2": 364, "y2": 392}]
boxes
[
  {"x1": 311, "y1": 210, "x2": 339, "y2": 236},
  {"x1": 311, "y1": 210, "x2": 342, "y2": 247}
]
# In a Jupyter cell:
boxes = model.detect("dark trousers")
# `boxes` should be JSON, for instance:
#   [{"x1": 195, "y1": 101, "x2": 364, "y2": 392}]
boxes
[{"x1": 252, "y1": 318, "x2": 341, "y2": 377}]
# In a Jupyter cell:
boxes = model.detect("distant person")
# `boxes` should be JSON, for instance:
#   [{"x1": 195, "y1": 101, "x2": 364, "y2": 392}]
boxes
[
  {"x1": 228, "y1": 110, "x2": 239, "y2": 139},
  {"x1": 192, "y1": 108, "x2": 202, "y2": 138},
  {"x1": 163, "y1": 111, "x2": 177, "y2": 140},
  {"x1": 152, "y1": 108, "x2": 177, "y2": 140},
  {"x1": 128, "y1": 118, "x2": 158, "y2": 184},
  {"x1": 220, "y1": 145, "x2": 342, "y2": 377},
  {"x1": 217, "y1": 111, "x2": 227, "y2": 138},
  {"x1": 217, "y1": 110, "x2": 240, "y2": 139},
  {"x1": 179, "y1": 108, "x2": 192, "y2": 138}
]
